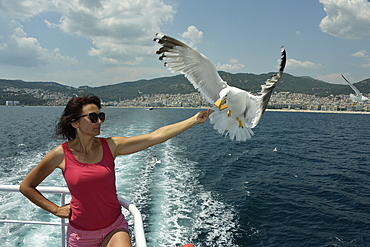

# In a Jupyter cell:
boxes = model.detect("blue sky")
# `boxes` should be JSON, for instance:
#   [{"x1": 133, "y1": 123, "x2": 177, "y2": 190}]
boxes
[{"x1": 0, "y1": 0, "x2": 370, "y2": 88}]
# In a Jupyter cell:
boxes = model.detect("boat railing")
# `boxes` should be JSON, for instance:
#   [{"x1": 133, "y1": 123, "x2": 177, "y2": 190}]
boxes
[{"x1": 0, "y1": 185, "x2": 147, "y2": 247}]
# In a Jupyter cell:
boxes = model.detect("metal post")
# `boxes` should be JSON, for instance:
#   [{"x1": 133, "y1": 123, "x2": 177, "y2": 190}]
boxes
[{"x1": 61, "y1": 192, "x2": 66, "y2": 247}]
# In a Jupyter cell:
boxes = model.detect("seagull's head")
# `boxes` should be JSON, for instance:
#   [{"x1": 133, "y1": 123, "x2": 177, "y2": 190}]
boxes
[{"x1": 213, "y1": 88, "x2": 230, "y2": 111}]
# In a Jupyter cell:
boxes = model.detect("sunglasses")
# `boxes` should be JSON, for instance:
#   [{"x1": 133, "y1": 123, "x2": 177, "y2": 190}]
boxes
[{"x1": 75, "y1": 112, "x2": 105, "y2": 123}]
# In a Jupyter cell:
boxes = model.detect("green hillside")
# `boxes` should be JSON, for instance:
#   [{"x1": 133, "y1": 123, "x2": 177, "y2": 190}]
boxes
[
  {"x1": 1, "y1": 73, "x2": 370, "y2": 105},
  {"x1": 80, "y1": 72, "x2": 370, "y2": 102}
]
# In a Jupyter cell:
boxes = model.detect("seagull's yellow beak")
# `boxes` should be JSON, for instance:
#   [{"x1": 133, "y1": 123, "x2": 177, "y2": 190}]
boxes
[{"x1": 214, "y1": 98, "x2": 228, "y2": 111}]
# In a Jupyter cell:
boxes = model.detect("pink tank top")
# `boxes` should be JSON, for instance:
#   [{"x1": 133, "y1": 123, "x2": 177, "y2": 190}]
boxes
[{"x1": 62, "y1": 138, "x2": 121, "y2": 230}]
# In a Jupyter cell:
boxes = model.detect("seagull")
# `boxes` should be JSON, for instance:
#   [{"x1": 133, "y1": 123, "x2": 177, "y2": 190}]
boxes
[
  {"x1": 341, "y1": 74, "x2": 369, "y2": 103},
  {"x1": 154, "y1": 34, "x2": 286, "y2": 141},
  {"x1": 150, "y1": 156, "x2": 161, "y2": 168}
]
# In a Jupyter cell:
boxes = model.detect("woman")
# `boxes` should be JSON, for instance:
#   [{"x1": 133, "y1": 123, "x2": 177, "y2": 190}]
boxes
[{"x1": 19, "y1": 94, "x2": 212, "y2": 247}]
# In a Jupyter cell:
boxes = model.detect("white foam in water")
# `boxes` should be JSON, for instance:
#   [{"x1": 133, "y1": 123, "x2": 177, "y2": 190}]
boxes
[
  {"x1": 125, "y1": 140, "x2": 239, "y2": 247},
  {"x1": 113, "y1": 139, "x2": 240, "y2": 246},
  {"x1": 3, "y1": 199, "x2": 57, "y2": 246},
  {"x1": 0, "y1": 143, "x2": 67, "y2": 246}
]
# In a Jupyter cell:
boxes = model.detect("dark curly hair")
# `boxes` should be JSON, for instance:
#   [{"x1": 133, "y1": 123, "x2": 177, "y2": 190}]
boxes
[{"x1": 54, "y1": 94, "x2": 102, "y2": 140}]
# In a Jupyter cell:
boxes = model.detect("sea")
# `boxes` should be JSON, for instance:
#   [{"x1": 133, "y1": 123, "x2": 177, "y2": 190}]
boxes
[{"x1": 0, "y1": 106, "x2": 369, "y2": 247}]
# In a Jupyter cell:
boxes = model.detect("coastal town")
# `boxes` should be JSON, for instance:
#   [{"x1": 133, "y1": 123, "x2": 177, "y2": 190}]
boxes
[
  {"x1": 111, "y1": 91, "x2": 369, "y2": 112},
  {"x1": 3, "y1": 85, "x2": 369, "y2": 112}
]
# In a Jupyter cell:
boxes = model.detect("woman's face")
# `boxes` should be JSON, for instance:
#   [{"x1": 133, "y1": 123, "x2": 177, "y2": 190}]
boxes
[{"x1": 74, "y1": 104, "x2": 103, "y2": 137}]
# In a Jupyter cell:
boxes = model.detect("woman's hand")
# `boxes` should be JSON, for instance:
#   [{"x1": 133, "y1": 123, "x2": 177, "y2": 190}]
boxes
[
  {"x1": 194, "y1": 109, "x2": 212, "y2": 124},
  {"x1": 54, "y1": 204, "x2": 71, "y2": 218}
]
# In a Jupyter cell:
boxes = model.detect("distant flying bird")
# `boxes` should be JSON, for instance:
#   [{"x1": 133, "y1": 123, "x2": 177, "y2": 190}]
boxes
[
  {"x1": 149, "y1": 156, "x2": 161, "y2": 168},
  {"x1": 154, "y1": 34, "x2": 286, "y2": 141},
  {"x1": 341, "y1": 74, "x2": 369, "y2": 103}
]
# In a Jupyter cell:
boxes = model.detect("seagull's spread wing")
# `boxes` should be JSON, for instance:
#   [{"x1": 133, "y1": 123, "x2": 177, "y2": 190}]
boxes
[
  {"x1": 251, "y1": 47, "x2": 286, "y2": 128},
  {"x1": 154, "y1": 33, "x2": 286, "y2": 141},
  {"x1": 341, "y1": 74, "x2": 361, "y2": 96},
  {"x1": 154, "y1": 34, "x2": 227, "y2": 103}
]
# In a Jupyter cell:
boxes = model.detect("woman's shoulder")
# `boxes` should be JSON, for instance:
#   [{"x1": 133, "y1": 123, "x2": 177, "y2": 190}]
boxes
[
  {"x1": 37, "y1": 144, "x2": 65, "y2": 169},
  {"x1": 46, "y1": 144, "x2": 65, "y2": 160},
  {"x1": 104, "y1": 137, "x2": 117, "y2": 148},
  {"x1": 104, "y1": 137, "x2": 132, "y2": 157}
]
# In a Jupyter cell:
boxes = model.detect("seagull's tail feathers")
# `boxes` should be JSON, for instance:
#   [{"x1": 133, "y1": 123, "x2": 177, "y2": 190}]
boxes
[{"x1": 210, "y1": 108, "x2": 254, "y2": 142}]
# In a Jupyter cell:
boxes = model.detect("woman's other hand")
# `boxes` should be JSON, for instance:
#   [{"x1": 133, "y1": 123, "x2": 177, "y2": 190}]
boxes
[{"x1": 54, "y1": 204, "x2": 71, "y2": 218}]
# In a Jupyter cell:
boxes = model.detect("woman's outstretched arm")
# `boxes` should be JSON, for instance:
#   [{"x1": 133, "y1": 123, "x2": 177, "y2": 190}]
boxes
[{"x1": 110, "y1": 109, "x2": 212, "y2": 156}]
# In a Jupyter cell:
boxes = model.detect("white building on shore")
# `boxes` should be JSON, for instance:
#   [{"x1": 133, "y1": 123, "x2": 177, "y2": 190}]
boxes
[{"x1": 5, "y1": 101, "x2": 20, "y2": 106}]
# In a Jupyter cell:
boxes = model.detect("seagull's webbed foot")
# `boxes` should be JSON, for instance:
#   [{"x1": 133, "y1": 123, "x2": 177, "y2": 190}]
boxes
[
  {"x1": 236, "y1": 117, "x2": 244, "y2": 128},
  {"x1": 227, "y1": 110, "x2": 231, "y2": 117}
]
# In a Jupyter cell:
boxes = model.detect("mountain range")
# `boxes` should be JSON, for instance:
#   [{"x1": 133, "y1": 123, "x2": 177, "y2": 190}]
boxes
[{"x1": 1, "y1": 72, "x2": 370, "y2": 104}]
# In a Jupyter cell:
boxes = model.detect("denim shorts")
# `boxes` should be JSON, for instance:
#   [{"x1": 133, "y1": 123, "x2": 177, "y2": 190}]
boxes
[{"x1": 67, "y1": 214, "x2": 129, "y2": 246}]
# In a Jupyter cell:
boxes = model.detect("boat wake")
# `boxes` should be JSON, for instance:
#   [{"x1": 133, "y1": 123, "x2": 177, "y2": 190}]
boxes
[{"x1": 115, "y1": 140, "x2": 240, "y2": 246}]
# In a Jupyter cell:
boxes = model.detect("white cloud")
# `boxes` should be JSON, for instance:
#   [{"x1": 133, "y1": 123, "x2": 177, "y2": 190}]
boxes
[
  {"x1": 0, "y1": 20, "x2": 78, "y2": 67},
  {"x1": 350, "y1": 49, "x2": 370, "y2": 68},
  {"x1": 0, "y1": 21, "x2": 50, "y2": 66},
  {"x1": 286, "y1": 58, "x2": 322, "y2": 69},
  {"x1": 0, "y1": 20, "x2": 81, "y2": 67},
  {"x1": 181, "y1": 25, "x2": 204, "y2": 45},
  {"x1": 0, "y1": 0, "x2": 176, "y2": 67},
  {"x1": 44, "y1": 19, "x2": 58, "y2": 29},
  {"x1": 53, "y1": 48, "x2": 78, "y2": 65},
  {"x1": 319, "y1": 0, "x2": 370, "y2": 39},
  {"x1": 0, "y1": 42, "x2": 8, "y2": 51},
  {"x1": 216, "y1": 59, "x2": 245, "y2": 72},
  {"x1": 358, "y1": 62, "x2": 370, "y2": 68},
  {"x1": 229, "y1": 59, "x2": 240, "y2": 64},
  {"x1": 351, "y1": 50, "x2": 369, "y2": 58},
  {"x1": 53, "y1": 0, "x2": 176, "y2": 65},
  {"x1": 0, "y1": 0, "x2": 53, "y2": 20}
]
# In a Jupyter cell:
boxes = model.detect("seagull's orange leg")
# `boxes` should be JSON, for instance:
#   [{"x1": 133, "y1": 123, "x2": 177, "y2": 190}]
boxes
[{"x1": 236, "y1": 117, "x2": 244, "y2": 128}]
